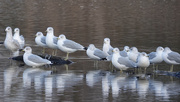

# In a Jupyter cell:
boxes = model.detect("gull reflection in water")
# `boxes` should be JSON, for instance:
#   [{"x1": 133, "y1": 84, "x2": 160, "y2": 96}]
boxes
[
  {"x1": 100, "y1": 71, "x2": 173, "y2": 101},
  {"x1": 23, "y1": 68, "x2": 51, "y2": 89},
  {"x1": 136, "y1": 75, "x2": 150, "y2": 99},
  {"x1": 111, "y1": 73, "x2": 134, "y2": 98},
  {"x1": 102, "y1": 72, "x2": 111, "y2": 98},
  {"x1": 149, "y1": 80, "x2": 170, "y2": 100},
  {"x1": 86, "y1": 70, "x2": 102, "y2": 87},
  {"x1": 56, "y1": 71, "x2": 83, "y2": 93},
  {"x1": 4, "y1": 65, "x2": 21, "y2": 94}
]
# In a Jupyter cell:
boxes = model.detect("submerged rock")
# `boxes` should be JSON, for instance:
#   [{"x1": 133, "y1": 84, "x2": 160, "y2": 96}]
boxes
[
  {"x1": 155, "y1": 70, "x2": 180, "y2": 78},
  {"x1": 11, "y1": 54, "x2": 72, "y2": 65},
  {"x1": 0, "y1": 41, "x2": 3, "y2": 44}
]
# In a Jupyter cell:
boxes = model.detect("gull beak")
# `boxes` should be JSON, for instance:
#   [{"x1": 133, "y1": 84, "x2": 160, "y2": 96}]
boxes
[
  {"x1": 57, "y1": 37, "x2": 60, "y2": 40},
  {"x1": 19, "y1": 49, "x2": 24, "y2": 52}
]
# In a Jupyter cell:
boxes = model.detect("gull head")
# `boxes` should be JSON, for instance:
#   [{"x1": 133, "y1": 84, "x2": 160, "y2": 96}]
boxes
[
  {"x1": 140, "y1": 52, "x2": 149, "y2": 58},
  {"x1": 23, "y1": 46, "x2": 32, "y2": 53},
  {"x1": 124, "y1": 46, "x2": 130, "y2": 52},
  {"x1": 164, "y1": 47, "x2": 171, "y2": 53},
  {"x1": 46, "y1": 27, "x2": 54, "y2": 33},
  {"x1": 156, "y1": 46, "x2": 164, "y2": 52},
  {"x1": 113, "y1": 48, "x2": 120, "y2": 54},
  {"x1": 88, "y1": 44, "x2": 96, "y2": 51},
  {"x1": 14, "y1": 28, "x2": 20, "y2": 33},
  {"x1": 36, "y1": 32, "x2": 43, "y2": 37},
  {"x1": 130, "y1": 47, "x2": 138, "y2": 53},
  {"x1": 58, "y1": 34, "x2": 66, "y2": 40},
  {"x1": 5, "y1": 26, "x2": 12, "y2": 32},
  {"x1": 104, "y1": 38, "x2": 110, "y2": 44}
]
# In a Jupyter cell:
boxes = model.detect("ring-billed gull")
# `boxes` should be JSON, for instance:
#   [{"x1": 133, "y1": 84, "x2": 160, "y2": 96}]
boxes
[
  {"x1": 162, "y1": 47, "x2": 180, "y2": 72},
  {"x1": 86, "y1": 44, "x2": 107, "y2": 60},
  {"x1": 4, "y1": 27, "x2": 21, "y2": 56},
  {"x1": 22, "y1": 46, "x2": 52, "y2": 67},
  {"x1": 57, "y1": 34, "x2": 87, "y2": 60},
  {"x1": 45, "y1": 27, "x2": 58, "y2": 55},
  {"x1": 103, "y1": 38, "x2": 113, "y2": 56},
  {"x1": 111, "y1": 48, "x2": 136, "y2": 72},
  {"x1": 148, "y1": 46, "x2": 164, "y2": 69},
  {"x1": 13, "y1": 28, "x2": 25, "y2": 49},
  {"x1": 120, "y1": 46, "x2": 130, "y2": 57},
  {"x1": 128, "y1": 47, "x2": 139, "y2": 62},
  {"x1": 35, "y1": 32, "x2": 47, "y2": 53},
  {"x1": 136, "y1": 52, "x2": 150, "y2": 71}
]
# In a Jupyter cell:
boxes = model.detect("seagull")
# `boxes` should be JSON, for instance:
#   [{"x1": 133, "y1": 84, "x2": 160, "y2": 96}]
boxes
[
  {"x1": 148, "y1": 46, "x2": 164, "y2": 69},
  {"x1": 120, "y1": 46, "x2": 130, "y2": 57},
  {"x1": 35, "y1": 32, "x2": 47, "y2": 53},
  {"x1": 103, "y1": 38, "x2": 113, "y2": 56},
  {"x1": 162, "y1": 47, "x2": 180, "y2": 72},
  {"x1": 22, "y1": 46, "x2": 52, "y2": 67},
  {"x1": 111, "y1": 48, "x2": 136, "y2": 72},
  {"x1": 128, "y1": 47, "x2": 139, "y2": 62},
  {"x1": 45, "y1": 27, "x2": 58, "y2": 55},
  {"x1": 13, "y1": 28, "x2": 25, "y2": 49},
  {"x1": 57, "y1": 34, "x2": 87, "y2": 60},
  {"x1": 4, "y1": 27, "x2": 21, "y2": 56},
  {"x1": 86, "y1": 44, "x2": 107, "y2": 60},
  {"x1": 136, "y1": 52, "x2": 150, "y2": 71}
]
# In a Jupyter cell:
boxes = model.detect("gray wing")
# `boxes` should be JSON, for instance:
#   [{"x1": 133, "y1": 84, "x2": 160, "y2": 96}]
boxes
[
  {"x1": 13, "y1": 39, "x2": 21, "y2": 49},
  {"x1": 20, "y1": 35, "x2": 25, "y2": 41},
  {"x1": 53, "y1": 37, "x2": 58, "y2": 44},
  {"x1": 106, "y1": 55, "x2": 112, "y2": 61},
  {"x1": 167, "y1": 52, "x2": 180, "y2": 63},
  {"x1": 28, "y1": 54, "x2": 50, "y2": 63},
  {"x1": 94, "y1": 49, "x2": 107, "y2": 58},
  {"x1": 120, "y1": 51, "x2": 127, "y2": 57},
  {"x1": 41, "y1": 36, "x2": 46, "y2": 44},
  {"x1": 107, "y1": 47, "x2": 113, "y2": 55},
  {"x1": 148, "y1": 52, "x2": 156, "y2": 60},
  {"x1": 63, "y1": 40, "x2": 84, "y2": 49},
  {"x1": 118, "y1": 57, "x2": 136, "y2": 68}
]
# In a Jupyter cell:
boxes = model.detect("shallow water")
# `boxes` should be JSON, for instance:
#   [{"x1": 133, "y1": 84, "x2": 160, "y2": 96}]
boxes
[{"x1": 0, "y1": 0, "x2": 180, "y2": 102}]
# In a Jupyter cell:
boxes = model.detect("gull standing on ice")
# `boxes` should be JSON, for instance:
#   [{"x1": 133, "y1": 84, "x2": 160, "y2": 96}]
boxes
[
  {"x1": 4, "y1": 27, "x2": 21, "y2": 56},
  {"x1": 45, "y1": 27, "x2": 58, "y2": 55},
  {"x1": 111, "y1": 48, "x2": 136, "y2": 72},
  {"x1": 13, "y1": 28, "x2": 25, "y2": 48},
  {"x1": 86, "y1": 44, "x2": 107, "y2": 60},
  {"x1": 103, "y1": 38, "x2": 113, "y2": 56},
  {"x1": 35, "y1": 32, "x2": 47, "y2": 53},
  {"x1": 136, "y1": 52, "x2": 150, "y2": 71},
  {"x1": 120, "y1": 46, "x2": 130, "y2": 57},
  {"x1": 148, "y1": 46, "x2": 164, "y2": 69},
  {"x1": 162, "y1": 47, "x2": 180, "y2": 72},
  {"x1": 128, "y1": 47, "x2": 139, "y2": 62},
  {"x1": 57, "y1": 34, "x2": 87, "y2": 60},
  {"x1": 22, "y1": 46, "x2": 52, "y2": 67}
]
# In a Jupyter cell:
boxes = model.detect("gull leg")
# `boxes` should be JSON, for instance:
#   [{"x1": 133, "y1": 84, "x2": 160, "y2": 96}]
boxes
[
  {"x1": 65, "y1": 53, "x2": 69, "y2": 60},
  {"x1": 52, "y1": 50, "x2": 54, "y2": 56},
  {"x1": 170, "y1": 65, "x2": 174, "y2": 72},
  {"x1": 95, "y1": 60, "x2": 98, "y2": 68},
  {"x1": 120, "y1": 69, "x2": 123, "y2": 73},
  {"x1": 65, "y1": 64, "x2": 69, "y2": 73},
  {"x1": 54, "y1": 49, "x2": 57, "y2": 56},
  {"x1": 156, "y1": 64, "x2": 158, "y2": 70},
  {"x1": 144, "y1": 67, "x2": 147, "y2": 73}
]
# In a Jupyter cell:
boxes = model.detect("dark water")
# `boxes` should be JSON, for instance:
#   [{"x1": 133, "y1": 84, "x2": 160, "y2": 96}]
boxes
[{"x1": 0, "y1": 0, "x2": 180, "y2": 102}]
